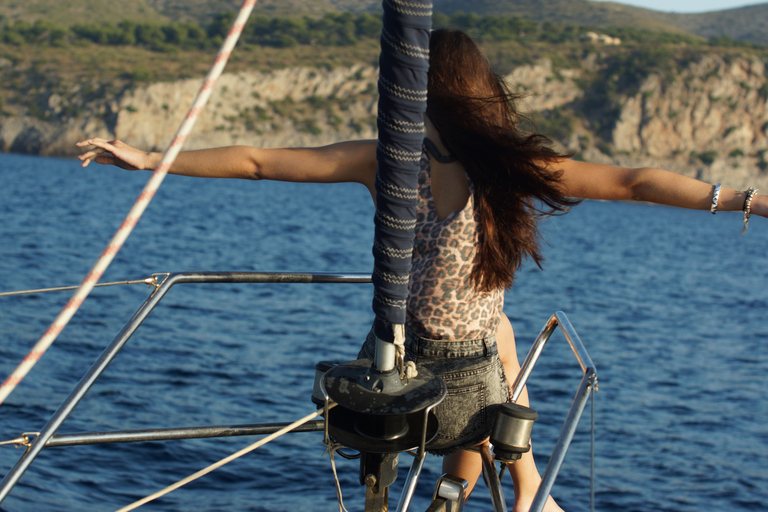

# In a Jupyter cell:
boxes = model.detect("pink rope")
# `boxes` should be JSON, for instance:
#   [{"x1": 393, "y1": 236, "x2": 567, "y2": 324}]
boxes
[{"x1": 0, "y1": 0, "x2": 259, "y2": 406}]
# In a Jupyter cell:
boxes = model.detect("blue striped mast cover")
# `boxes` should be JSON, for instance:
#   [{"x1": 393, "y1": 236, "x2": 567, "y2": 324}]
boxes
[{"x1": 372, "y1": 0, "x2": 432, "y2": 343}]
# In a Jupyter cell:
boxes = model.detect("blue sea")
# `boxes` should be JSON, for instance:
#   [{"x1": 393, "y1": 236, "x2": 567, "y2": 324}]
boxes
[{"x1": 0, "y1": 152, "x2": 766, "y2": 512}]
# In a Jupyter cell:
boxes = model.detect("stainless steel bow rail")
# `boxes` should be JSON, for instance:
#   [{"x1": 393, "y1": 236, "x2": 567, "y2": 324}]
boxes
[{"x1": 0, "y1": 271, "x2": 597, "y2": 512}]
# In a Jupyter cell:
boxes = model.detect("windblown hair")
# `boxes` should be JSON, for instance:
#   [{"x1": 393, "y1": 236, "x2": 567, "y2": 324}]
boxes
[{"x1": 427, "y1": 28, "x2": 580, "y2": 292}]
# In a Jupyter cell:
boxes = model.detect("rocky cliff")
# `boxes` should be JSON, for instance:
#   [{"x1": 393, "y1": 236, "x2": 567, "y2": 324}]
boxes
[
  {"x1": 0, "y1": 65, "x2": 379, "y2": 157},
  {"x1": 2, "y1": 52, "x2": 768, "y2": 190},
  {"x1": 505, "y1": 53, "x2": 768, "y2": 190},
  {"x1": 609, "y1": 55, "x2": 768, "y2": 189}
]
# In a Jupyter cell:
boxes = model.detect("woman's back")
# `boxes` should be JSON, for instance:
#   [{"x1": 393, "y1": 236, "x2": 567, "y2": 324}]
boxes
[
  {"x1": 406, "y1": 136, "x2": 504, "y2": 340},
  {"x1": 424, "y1": 133, "x2": 470, "y2": 221}
]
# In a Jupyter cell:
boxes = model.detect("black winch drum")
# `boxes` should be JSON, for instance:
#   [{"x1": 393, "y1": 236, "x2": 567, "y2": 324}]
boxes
[
  {"x1": 354, "y1": 412, "x2": 409, "y2": 441},
  {"x1": 321, "y1": 359, "x2": 445, "y2": 453}
]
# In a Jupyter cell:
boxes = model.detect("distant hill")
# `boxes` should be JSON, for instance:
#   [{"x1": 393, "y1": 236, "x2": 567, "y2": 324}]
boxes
[
  {"x1": 3, "y1": 0, "x2": 768, "y2": 45},
  {"x1": 430, "y1": 0, "x2": 688, "y2": 33},
  {"x1": 642, "y1": 3, "x2": 768, "y2": 43},
  {"x1": 148, "y1": 0, "x2": 768, "y2": 45},
  {"x1": 0, "y1": 0, "x2": 166, "y2": 26},
  {"x1": 0, "y1": 0, "x2": 340, "y2": 26},
  {"x1": 142, "y1": 0, "x2": 337, "y2": 22},
  {"x1": 424, "y1": 0, "x2": 768, "y2": 44}
]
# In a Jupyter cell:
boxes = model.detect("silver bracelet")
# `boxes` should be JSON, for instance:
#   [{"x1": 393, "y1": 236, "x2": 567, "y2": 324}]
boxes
[
  {"x1": 741, "y1": 187, "x2": 758, "y2": 234},
  {"x1": 710, "y1": 183, "x2": 722, "y2": 214}
]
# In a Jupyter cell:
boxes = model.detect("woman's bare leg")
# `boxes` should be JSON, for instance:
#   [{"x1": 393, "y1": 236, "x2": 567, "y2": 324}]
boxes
[
  {"x1": 440, "y1": 441, "x2": 562, "y2": 511},
  {"x1": 442, "y1": 448, "x2": 483, "y2": 496},
  {"x1": 439, "y1": 316, "x2": 562, "y2": 510},
  {"x1": 496, "y1": 314, "x2": 563, "y2": 512}
]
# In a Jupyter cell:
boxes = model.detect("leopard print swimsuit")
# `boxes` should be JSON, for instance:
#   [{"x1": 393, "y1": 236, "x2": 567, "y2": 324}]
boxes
[{"x1": 406, "y1": 140, "x2": 504, "y2": 340}]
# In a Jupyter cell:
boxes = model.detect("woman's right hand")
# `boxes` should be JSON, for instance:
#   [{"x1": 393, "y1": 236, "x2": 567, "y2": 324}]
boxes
[{"x1": 76, "y1": 138, "x2": 155, "y2": 171}]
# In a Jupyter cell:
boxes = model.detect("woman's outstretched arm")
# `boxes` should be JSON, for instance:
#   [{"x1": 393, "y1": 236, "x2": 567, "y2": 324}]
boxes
[
  {"x1": 552, "y1": 159, "x2": 767, "y2": 219},
  {"x1": 76, "y1": 138, "x2": 379, "y2": 196}
]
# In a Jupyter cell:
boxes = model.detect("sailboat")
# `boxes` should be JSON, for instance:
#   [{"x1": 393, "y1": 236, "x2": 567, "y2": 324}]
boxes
[{"x1": 0, "y1": 2, "x2": 598, "y2": 511}]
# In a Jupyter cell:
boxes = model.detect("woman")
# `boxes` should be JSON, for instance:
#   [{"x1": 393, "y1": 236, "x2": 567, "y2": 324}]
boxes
[{"x1": 78, "y1": 28, "x2": 765, "y2": 512}]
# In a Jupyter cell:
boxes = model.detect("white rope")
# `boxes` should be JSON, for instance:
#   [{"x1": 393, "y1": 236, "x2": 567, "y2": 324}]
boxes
[
  {"x1": 393, "y1": 323, "x2": 418, "y2": 379},
  {"x1": 323, "y1": 440, "x2": 351, "y2": 512},
  {"x1": 114, "y1": 407, "x2": 327, "y2": 512}
]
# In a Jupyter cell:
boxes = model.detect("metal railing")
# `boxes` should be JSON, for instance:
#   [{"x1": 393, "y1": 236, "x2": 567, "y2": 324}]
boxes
[
  {"x1": 506, "y1": 311, "x2": 598, "y2": 512},
  {"x1": 0, "y1": 271, "x2": 369, "y2": 503},
  {"x1": 0, "y1": 272, "x2": 597, "y2": 512}
]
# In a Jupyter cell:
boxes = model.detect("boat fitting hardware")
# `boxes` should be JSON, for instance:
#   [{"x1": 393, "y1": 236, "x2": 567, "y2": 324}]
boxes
[
  {"x1": 312, "y1": 361, "x2": 340, "y2": 407},
  {"x1": 426, "y1": 474, "x2": 467, "y2": 512},
  {"x1": 490, "y1": 403, "x2": 538, "y2": 464},
  {"x1": 147, "y1": 273, "x2": 169, "y2": 296},
  {"x1": 0, "y1": 433, "x2": 39, "y2": 455},
  {"x1": 321, "y1": 359, "x2": 446, "y2": 454},
  {"x1": 360, "y1": 452, "x2": 398, "y2": 491}
]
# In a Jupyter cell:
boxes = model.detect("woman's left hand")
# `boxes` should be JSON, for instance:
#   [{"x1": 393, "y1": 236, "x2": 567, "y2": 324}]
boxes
[{"x1": 76, "y1": 138, "x2": 154, "y2": 171}]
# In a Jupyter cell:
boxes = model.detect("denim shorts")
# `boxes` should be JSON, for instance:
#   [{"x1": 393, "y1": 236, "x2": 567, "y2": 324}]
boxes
[{"x1": 358, "y1": 326, "x2": 510, "y2": 455}]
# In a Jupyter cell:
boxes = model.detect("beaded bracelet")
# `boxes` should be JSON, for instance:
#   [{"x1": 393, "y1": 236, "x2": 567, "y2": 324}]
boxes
[
  {"x1": 710, "y1": 183, "x2": 722, "y2": 214},
  {"x1": 741, "y1": 187, "x2": 758, "y2": 234}
]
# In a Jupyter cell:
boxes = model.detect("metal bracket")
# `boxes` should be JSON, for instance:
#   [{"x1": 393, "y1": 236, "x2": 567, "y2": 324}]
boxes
[
  {"x1": 425, "y1": 474, "x2": 467, "y2": 512},
  {"x1": 0, "y1": 433, "x2": 39, "y2": 455}
]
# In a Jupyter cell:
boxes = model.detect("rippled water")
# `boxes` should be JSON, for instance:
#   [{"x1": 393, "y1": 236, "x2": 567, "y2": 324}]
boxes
[{"x1": 1, "y1": 153, "x2": 766, "y2": 511}]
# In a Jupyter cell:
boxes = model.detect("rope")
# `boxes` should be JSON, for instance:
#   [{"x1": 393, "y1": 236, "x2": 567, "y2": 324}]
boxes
[
  {"x1": 0, "y1": 277, "x2": 157, "y2": 297},
  {"x1": 115, "y1": 406, "x2": 328, "y2": 512},
  {"x1": 393, "y1": 323, "x2": 418, "y2": 379},
  {"x1": 323, "y1": 440, "x2": 351, "y2": 512},
  {"x1": 0, "y1": 0, "x2": 259, "y2": 407}
]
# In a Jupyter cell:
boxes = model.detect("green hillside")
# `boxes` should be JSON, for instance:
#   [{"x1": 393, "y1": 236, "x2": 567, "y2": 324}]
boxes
[
  {"x1": 428, "y1": 0, "x2": 768, "y2": 43},
  {"x1": 152, "y1": 0, "x2": 768, "y2": 45},
  {"x1": 0, "y1": 0, "x2": 338, "y2": 26},
  {"x1": 644, "y1": 3, "x2": 768, "y2": 44},
  {"x1": 435, "y1": 0, "x2": 684, "y2": 31},
  {"x1": 6, "y1": 0, "x2": 768, "y2": 44},
  {"x1": 143, "y1": 0, "x2": 337, "y2": 23},
  {"x1": 0, "y1": 0, "x2": 166, "y2": 26}
]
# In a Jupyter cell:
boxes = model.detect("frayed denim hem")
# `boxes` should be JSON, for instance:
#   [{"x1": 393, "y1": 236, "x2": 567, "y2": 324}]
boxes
[{"x1": 426, "y1": 428, "x2": 494, "y2": 456}]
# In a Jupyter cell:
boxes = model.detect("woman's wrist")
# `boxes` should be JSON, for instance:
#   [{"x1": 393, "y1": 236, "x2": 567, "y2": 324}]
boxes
[
  {"x1": 145, "y1": 152, "x2": 162, "y2": 171},
  {"x1": 749, "y1": 193, "x2": 767, "y2": 219}
]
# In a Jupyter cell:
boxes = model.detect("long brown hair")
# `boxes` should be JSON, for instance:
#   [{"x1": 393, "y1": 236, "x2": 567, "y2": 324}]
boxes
[{"x1": 426, "y1": 28, "x2": 579, "y2": 292}]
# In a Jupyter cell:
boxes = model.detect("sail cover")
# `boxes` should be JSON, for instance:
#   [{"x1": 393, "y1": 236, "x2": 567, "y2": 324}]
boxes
[{"x1": 372, "y1": 0, "x2": 432, "y2": 340}]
